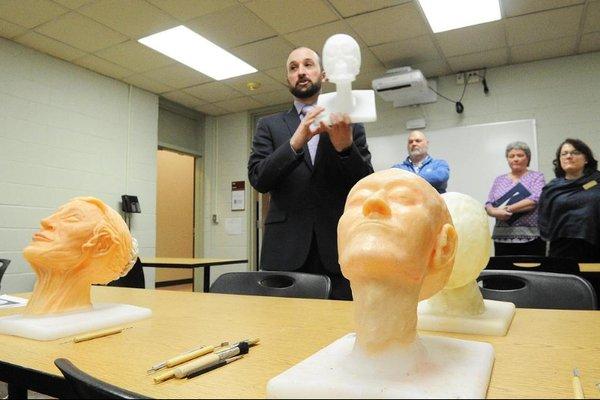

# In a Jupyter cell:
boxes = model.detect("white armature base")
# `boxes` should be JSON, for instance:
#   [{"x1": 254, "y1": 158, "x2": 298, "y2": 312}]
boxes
[
  {"x1": 417, "y1": 299, "x2": 515, "y2": 336},
  {"x1": 314, "y1": 90, "x2": 377, "y2": 126},
  {"x1": 0, "y1": 303, "x2": 151, "y2": 341},
  {"x1": 267, "y1": 333, "x2": 494, "y2": 399}
]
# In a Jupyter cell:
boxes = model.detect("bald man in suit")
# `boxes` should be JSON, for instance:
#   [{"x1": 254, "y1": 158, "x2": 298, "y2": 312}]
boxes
[{"x1": 248, "y1": 47, "x2": 373, "y2": 300}]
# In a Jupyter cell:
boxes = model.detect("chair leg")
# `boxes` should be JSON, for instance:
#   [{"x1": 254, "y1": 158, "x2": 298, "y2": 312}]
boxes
[{"x1": 7, "y1": 383, "x2": 26, "y2": 399}]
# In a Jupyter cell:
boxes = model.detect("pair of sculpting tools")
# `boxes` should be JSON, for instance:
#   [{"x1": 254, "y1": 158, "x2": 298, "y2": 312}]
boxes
[{"x1": 152, "y1": 338, "x2": 259, "y2": 383}]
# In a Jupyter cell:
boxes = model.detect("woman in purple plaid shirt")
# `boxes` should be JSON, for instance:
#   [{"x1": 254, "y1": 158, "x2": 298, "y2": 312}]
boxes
[{"x1": 485, "y1": 142, "x2": 546, "y2": 256}]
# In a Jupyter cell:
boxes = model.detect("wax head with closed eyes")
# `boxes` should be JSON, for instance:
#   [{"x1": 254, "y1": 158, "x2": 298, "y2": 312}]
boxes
[
  {"x1": 23, "y1": 197, "x2": 135, "y2": 315},
  {"x1": 338, "y1": 169, "x2": 457, "y2": 352}
]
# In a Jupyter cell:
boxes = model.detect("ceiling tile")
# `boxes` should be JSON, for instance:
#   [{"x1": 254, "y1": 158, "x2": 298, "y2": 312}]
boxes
[
  {"x1": 78, "y1": 0, "x2": 179, "y2": 39},
  {"x1": 72, "y1": 54, "x2": 133, "y2": 79},
  {"x1": 328, "y1": 0, "x2": 410, "y2": 18},
  {"x1": 352, "y1": 65, "x2": 388, "y2": 90},
  {"x1": 583, "y1": 0, "x2": 600, "y2": 33},
  {"x1": 284, "y1": 20, "x2": 359, "y2": 51},
  {"x1": 146, "y1": 0, "x2": 237, "y2": 21},
  {"x1": 52, "y1": 0, "x2": 94, "y2": 9},
  {"x1": 447, "y1": 47, "x2": 508, "y2": 72},
  {"x1": 263, "y1": 66, "x2": 288, "y2": 85},
  {"x1": 347, "y1": 2, "x2": 429, "y2": 46},
  {"x1": 0, "y1": 19, "x2": 27, "y2": 39},
  {"x1": 13, "y1": 31, "x2": 86, "y2": 61},
  {"x1": 95, "y1": 40, "x2": 175, "y2": 73},
  {"x1": 186, "y1": 5, "x2": 276, "y2": 48},
  {"x1": 222, "y1": 72, "x2": 287, "y2": 95},
  {"x1": 230, "y1": 36, "x2": 295, "y2": 70},
  {"x1": 511, "y1": 36, "x2": 576, "y2": 63},
  {"x1": 505, "y1": 6, "x2": 583, "y2": 45},
  {"x1": 370, "y1": 35, "x2": 439, "y2": 68},
  {"x1": 184, "y1": 81, "x2": 245, "y2": 102},
  {"x1": 161, "y1": 90, "x2": 207, "y2": 109},
  {"x1": 436, "y1": 21, "x2": 506, "y2": 57},
  {"x1": 142, "y1": 63, "x2": 212, "y2": 89},
  {"x1": 123, "y1": 74, "x2": 174, "y2": 93},
  {"x1": 245, "y1": 0, "x2": 339, "y2": 34},
  {"x1": 35, "y1": 12, "x2": 128, "y2": 52},
  {"x1": 412, "y1": 59, "x2": 452, "y2": 78},
  {"x1": 579, "y1": 32, "x2": 600, "y2": 53},
  {"x1": 250, "y1": 89, "x2": 293, "y2": 106},
  {"x1": 193, "y1": 102, "x2": 228, "y2": 116},
  {"x1": 213, "y1": 96, "x2": 263, "y2": 113},
  {"x1": 0, "y1": 0, "x2": 68, "y2": 29},
  {"x1": 502, "y1": 0, "x2": 584, "y2": 17}
]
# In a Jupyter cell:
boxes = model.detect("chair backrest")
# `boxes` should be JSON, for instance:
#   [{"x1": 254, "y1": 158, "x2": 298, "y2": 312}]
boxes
[
  {"x1": 0, "y1": 259, "x2": 10, "y2": 289},
  {"x1": 54, "y1": 358, "x2": 150, "y2": 399},
  {"x1": 108, "y1": 257, "x2": 145, "y2": 289},
  {"x1": 485, "y1": 256, "x2": 580, "y2": 275},
  {"x1": 478, "y1": 270, "x2": 597, "y2": 310},
  {"x1": 210, "y1": 271, "x2": 332, "y2": 299}
]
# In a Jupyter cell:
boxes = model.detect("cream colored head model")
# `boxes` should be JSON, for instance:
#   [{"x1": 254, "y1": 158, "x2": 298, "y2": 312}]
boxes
[
  {"x1": 427, "y1": 192, "x2": 491, "y2": 315},
  {"x1": 322, "y1": 34, "x2": 361, "y2": 83},
  {"x1": 338, "y1": 169, "x2": 457, "y2": 353},
  {"x1": 23, "y1": 197, "x2": 137, "y2": 315}
]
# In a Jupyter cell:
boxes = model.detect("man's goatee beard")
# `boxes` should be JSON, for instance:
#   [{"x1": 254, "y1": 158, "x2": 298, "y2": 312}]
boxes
[{"x1": 289, "y1": 80, "x2": 321, "y2": 99}]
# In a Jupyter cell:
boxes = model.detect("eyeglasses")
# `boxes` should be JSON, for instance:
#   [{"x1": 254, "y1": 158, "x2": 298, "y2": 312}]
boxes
[{"x1": 560, "y1": 150, "x2": 582, "y2": 158}]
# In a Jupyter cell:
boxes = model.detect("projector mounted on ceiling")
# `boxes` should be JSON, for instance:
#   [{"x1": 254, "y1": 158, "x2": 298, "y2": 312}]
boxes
[{"x1": 371, "y1": 67, "x2": 437, "y2": 108}]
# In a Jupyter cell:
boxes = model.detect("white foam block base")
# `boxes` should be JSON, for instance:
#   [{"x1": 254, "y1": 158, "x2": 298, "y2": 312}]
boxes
[
  {"x1": 0, "y1": 303, "x2": 152, "y2": 341},
  {"x1": 267, "y1": 333, "x2": 494, "y2": 399},
  {"x1": 315, "y1": 90, "x2": 377, "y2": 126},
  {"x1": 417, "y1": 299, "x2": 515, "y2": 336}
]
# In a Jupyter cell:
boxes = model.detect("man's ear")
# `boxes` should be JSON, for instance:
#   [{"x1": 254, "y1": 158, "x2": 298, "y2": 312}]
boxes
[
  {"x1": 82, "y1": 229, "x2": 115, "y2": 258},
  {"x1": 321, "y1": 70, "x2": 327, "y2": 82},
  {"x1": 431, "y1": 223, "x2": 457, "y2": 271},
  {"x1": 419, "y1": 223, "x2": 457, "y2": 300}
]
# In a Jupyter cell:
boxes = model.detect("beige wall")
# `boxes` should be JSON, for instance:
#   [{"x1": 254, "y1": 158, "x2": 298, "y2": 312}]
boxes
[{"x1": 156, "y1": 149, "x2": 195, "y2": 282}]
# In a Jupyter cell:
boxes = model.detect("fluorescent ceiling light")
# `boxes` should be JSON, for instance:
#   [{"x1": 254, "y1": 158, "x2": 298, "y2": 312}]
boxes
[
  {"x1": 418, "y1": 0, "x2": 501, "y2": 33},
  {"x1": 138, "y1": 25, "x2": 257, "y2": 80}
]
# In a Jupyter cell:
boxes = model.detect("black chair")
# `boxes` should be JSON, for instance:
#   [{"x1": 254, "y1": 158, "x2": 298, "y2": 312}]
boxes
[
  {"x1": 54, "y1": 358, "x2": 151, "y2": 399},
  {"x1": 485, "y1": 255, "x2": 580, "y2": 275},
  {"x1": 210, "y1": 271, "x2": 332, "y2": 299},
  {"x1": 478, "y1": 270, "x2": 597, "y2": 310},
  {"x1": 108, "y1": 257, "x2": 145, "y2": 289},
  {"x1": 0, "y1": 259, "x2": 10, "y2": 290}
]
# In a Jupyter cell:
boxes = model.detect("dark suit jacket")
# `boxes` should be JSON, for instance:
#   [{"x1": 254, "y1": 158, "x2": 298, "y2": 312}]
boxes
[{"x1": 248, "y1": 106, "x2": 373, "y2": 274}]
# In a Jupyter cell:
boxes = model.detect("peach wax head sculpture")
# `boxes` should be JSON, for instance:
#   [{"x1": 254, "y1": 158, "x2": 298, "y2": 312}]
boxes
[
  {"x1": 337, "y1": 169, "x2": 457, "y2": 351},
  {"x1": 23, "y1": 197, "x2": 137, "y2": 315}
]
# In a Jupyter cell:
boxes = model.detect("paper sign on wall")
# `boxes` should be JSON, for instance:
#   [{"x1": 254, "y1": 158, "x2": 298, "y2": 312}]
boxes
[{"x1": 231, "y1": 181, "x2": 245, "y2": 211}]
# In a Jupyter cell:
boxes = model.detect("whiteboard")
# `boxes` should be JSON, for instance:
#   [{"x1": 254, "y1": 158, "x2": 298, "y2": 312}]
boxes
[{"x1": 367, "y1": 120, "x2": 538, "y2": 206}]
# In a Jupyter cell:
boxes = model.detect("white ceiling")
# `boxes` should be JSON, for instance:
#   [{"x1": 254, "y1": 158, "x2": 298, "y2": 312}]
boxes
[{"x1": 1, "y1": 0, "x2": 599, "y2": 115}]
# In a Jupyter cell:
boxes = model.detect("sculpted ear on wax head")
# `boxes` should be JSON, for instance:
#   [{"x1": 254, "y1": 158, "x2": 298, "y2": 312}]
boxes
[
  {"x1": 338, "y1": 169, "x2": 457, "y2": 352},
  {"x1": 23, "y1": 197, "x2": 135, "y2": 315}
]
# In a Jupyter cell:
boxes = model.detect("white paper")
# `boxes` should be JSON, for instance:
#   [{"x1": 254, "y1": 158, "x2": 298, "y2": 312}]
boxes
[
  {"x1": 231, "y1": 190, "x2": 245, "y2": 211},
  {"x1": 0, "y1": 295, "x2": 28, "y2": 309},
  {"x1": 225, "y1": 218, "x2": 242, "y2": 235}
]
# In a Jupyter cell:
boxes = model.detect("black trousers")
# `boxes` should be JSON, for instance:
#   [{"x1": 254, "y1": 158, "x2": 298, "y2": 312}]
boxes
[
  {"x1": 297, "y1": 231, "x2": 352, "y2": 301},
  {"x1": 494, "y1": 237, "x2": 546, "y2": 256}
]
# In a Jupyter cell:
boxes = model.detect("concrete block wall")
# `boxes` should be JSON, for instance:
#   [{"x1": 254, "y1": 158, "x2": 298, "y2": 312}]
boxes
[{"x1": 0, "y1": 38, "x2": 158, "y2": 293}]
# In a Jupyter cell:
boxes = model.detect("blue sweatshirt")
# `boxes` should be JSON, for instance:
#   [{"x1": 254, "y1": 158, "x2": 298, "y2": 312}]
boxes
[{"x1": 392, "y1": 155, "x2": 450, "y2": 193}]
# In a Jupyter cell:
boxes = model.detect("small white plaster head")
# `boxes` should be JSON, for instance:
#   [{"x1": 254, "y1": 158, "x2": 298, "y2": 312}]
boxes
[
  {"x1": 322, "y1": 34, "x2": 361, "y2": 83},
  {"x1": 441, "y1": 192, "x2": 491, "y2": 289}
]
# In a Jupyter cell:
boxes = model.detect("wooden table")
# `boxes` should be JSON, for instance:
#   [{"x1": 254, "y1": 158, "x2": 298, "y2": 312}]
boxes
[
  {"x1": 580, "y1": 263, "x2": 600, "y2": 273},
  {"x1": 139, "y1": 257, "x2": 248, "y2": 292},
  {"x1": 0, "y1": 287, "x2": 598, "y2": 399}
]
